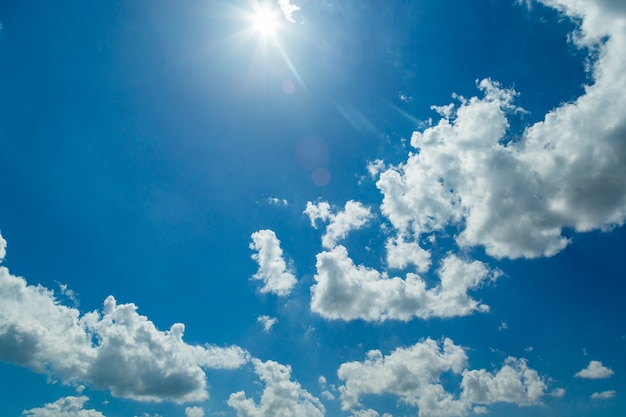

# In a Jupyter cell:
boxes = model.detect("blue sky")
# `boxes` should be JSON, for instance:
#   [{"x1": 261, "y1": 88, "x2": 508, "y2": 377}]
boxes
[{"x1": 1, "y1": 0, "x2": 625, "y2": 416}]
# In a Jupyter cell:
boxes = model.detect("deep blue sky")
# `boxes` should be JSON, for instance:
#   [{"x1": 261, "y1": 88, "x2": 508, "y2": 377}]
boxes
[{"x1": 1, "y1": 1, "x2": 625, "y2": 417}]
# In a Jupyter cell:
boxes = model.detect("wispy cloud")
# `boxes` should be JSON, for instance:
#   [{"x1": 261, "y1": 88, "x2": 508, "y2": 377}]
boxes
[{"x1": 277, "y1": 0, "x2": 300, "y2": 23}]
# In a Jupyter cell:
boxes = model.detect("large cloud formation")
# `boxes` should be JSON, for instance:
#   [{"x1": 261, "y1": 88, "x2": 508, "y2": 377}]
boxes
[
  {"x1": 371, "y1": 0, "x2": 626, "y2": 260},
  {"x1": 338, "y1": 338, "x2": 550, "y2": 417},
  {"x1": 0, "y1": 234, "x2": 248, "y2": 403}
]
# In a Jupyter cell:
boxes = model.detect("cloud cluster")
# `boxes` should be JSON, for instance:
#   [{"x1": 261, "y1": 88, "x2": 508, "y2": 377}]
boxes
[
  {"x1": 0, "y1": 238, "x2": 248, "y2": 403},
  {"x1": 575, "y1": 360, "x2": 614, "y2": 379},
  {"x1": 371, "y1": 0, "x2": 626, "y2": 261},
  {"x1": 228, "y1": 359, "x2": 325, "y2": 417},
  {"x1": 304, "y1": 201, "x2": 373, "y2": 249},
  {"x1": 311, "y1": 246, "x2": 496, "y2": 321},
  {"x1": 22, "y1": 396, "x2": 105, "y2": 417},
  {"x1": 591, "y1": 390, "x2": 615, "y2": 399},
  {"x1": 250, "y1": 230, "x2": 297, "y2": 296},
  {"x1": 338, "y1": 338, "x2": 549, "y2": 417}
]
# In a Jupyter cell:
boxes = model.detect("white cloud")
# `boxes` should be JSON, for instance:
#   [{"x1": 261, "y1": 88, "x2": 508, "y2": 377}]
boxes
[
  {"x1": 266, "y1": 197, "x2": 288, "y2": 207},
  {"x1": 550, "y1": 388, "x2": 566, "y2": 398},
  {"x1": 351, "y1": 409, "x2": 393, "y2": 417},
  {"x1": 338, "y1": 339, "x2": 549, "y2": 417},
  {"x1": 461, "y1": 357, "x2": 547, "y2": 406},
  {"x1": 591, "y1": 390, "x2": 616, "y2": 399},
  {"x1": 575, "y1": 360, "x2": 614, "y2": 379},
  {"x1": 338, "y1": 338, "x2": 468, "y2": 417},
  {"x1": 385, "y1": 235, "x2": 431, "y2": 273},
  {"x1": 311, "y1": 245, "x2": 495, "y2": 321},
  {"x1": 0, "y1": 232, "x2": 6, "y2": 261},
  {"x1": 0, "y1": 241, "x2": 249, "y2": 403},
  {"x1": 305, "y1": 201, "x2": 373, "y2": 249},
  {"x1": 257, "y1": 315, "x2": 278, "y2": 332},
  {"x1": 277, "y1": 0, "x2": 300, "y2": 23},
  {"x1": 250, "y1": 230, "x2": 297, "y2": 296},
  {"x1": 472, "y1": 406, "x2": 488, "y2": 415},
  {"x1": 22, "y1": 396, "x2": 105, "y2": 417},
  {"x1": 228, "y1": 359, "x2": 325, "y2": 417},
  {"x1": 373, "y1": 0, "x2": 626, "y2": 260},
  {"x1": 185, "y1": 406, "x2": 205, "y2": 417}
]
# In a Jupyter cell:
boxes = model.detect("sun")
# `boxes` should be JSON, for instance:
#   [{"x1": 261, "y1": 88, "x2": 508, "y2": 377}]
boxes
[{"x1": 251, "y1": 7, "x2": 279, "y2": 36}]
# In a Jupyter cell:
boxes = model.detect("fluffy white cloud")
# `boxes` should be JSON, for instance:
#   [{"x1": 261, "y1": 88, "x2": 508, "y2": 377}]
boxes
[
  {"x1": 250, "y1": 230, "x2": 297, "y2": 296},
  {"x1": 373, "y1": 0, "x2": 626, "y2": 260},
  {"x1": 185, "y1": 406, "x2": 205, "y2": 417},
  {"x1": 461, "y1": 357, "x2": 547, "y2": 406},
  {"x1": 575, "y1": 360, "x2": 614, "y2": 379},
  {"x1": 311, "y1": 245, "x2": 495, "y2": 321},
  {"x1": 338, "y1": 338, "x2": 468, "y2": 417},
  {"x1": 385, "y1": 235, "x2": 431, "y2": 273},
  {"x1": 228, "y1": 359, "x2": 325, "y2": 417},
  {"x1": 0, "y1": 239, "x2": 249, "y2": 403},
  {"x1": 304, "y1": 201, "x2": 373, "y2": 249},
  {"x1": 266, "y1": 197, "x2": 288, "y2": 207},
  {"x1": 591, "y1": 390, "x2": 616, "y2": 399},
  {"x1": 338, "y1": 339, "x2": 549, "y2": 417},
  {"x1": 257, "y1": 315, "x2": 278, "y2": 332},
  {"x1": 22, "y1": 396, "x2": 105, "y2": 417}
]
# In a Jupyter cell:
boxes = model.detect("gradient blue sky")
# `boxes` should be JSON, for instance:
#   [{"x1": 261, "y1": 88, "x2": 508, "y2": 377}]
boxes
[{"x1": 1, "y1": 1, "x2": 625, "y2": 416}]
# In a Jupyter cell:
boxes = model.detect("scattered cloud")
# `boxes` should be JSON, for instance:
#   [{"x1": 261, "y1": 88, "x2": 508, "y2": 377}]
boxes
[
  {"x1": 311, "y1": 246, "x2": 496, "y2": 321},
  {"x1": 575, "y1": 361, "x2": 614, "y2": 379},
  {"x1": 338, "y1": 338, "x2": 549, "y2": 417},
  {"x1": 473, "y1": 406, "x2": 489, "y2": 415},
  {"x1": 498, "y1": 322, "x2": 508, "y2": 331},
  {"x1": 0, "y1": 232, "x2": 6, "y2": 260},
  {"x1": 185, "y1": 406, "x2": 205, "y2": 417},
  {"x1": 228, "y1": 359, "x2": 325, "y2": 417},
  {"x1": 591, "y1": 390, "x2": 616, "y2": 399},
  {"x1": 0, "y1": 241, "x2": 249, "y2": 403},
  {"x1": 22, "y1": 396, "x2": 106, "y2": 417},
  {"x1": 266, "y1": 197, "x2": 288, "y2": 207},
  {"x1": 277, "y1": 0, "x2": 300, "y2": 23},
  {"x1": 549, "y1": 388, "x2": 566, "y2": 398},
  {"x1": 257, "y1": 315, "x2": 278, "y2": 332},
  {"x1": 250, "y1": 230, "x2": 297, "y2": 296},
  {"x1": 304, "y1": 200, "x2": 373, "y2": 249}
]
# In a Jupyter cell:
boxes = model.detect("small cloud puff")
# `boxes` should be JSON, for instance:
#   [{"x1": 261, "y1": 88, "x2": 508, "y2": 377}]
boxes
[
  {"x1": 575, "y1": 361, "x2": 614, "y2": 379},
  {"x1": 257, "y1": 315, "x2": 278, "y2": 332},
  {"x1": 591, "y1": 390, "x2": 616, "y2": 399}
]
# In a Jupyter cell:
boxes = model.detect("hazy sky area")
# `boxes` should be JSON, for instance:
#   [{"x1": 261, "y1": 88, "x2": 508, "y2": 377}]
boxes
[{"x1": 1, "y1": 0, "x2": 625, "y2": 416}]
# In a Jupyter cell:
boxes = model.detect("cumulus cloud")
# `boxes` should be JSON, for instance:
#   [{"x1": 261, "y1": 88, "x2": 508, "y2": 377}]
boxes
[
  {"x1": 0, "y1": 240, "x2": 249, "y2": 403},
  {"x1": 461, "y1": 357, "x2": 547, "y2": 406},
  {"x1": 228, "y1": 359, "x2": 325, "y2": 417},
  {"x1": 257, "y1": 315, "x2": 278, "y2": 332},
  {"x1": 22, "y1": 396, "x2": 106, "y2": 417},
  {"x1": 311, "y1": 245, "x2": 496, "y2": 321},
  {"x1": 338, "y1": 338, "x2": 549, "y2": 417},
  {"x1": 185, "y1": 406, "x2": 205, "y2": 417},
  {"x1": 250, "y1": 230, "x2": 297, "y2": 296},
  {"x1": 0, "y1": 232, "x2": 6, "y2": 261},
  {"x1": 591, "y1": 390, "x2": 616, "y2": 399},
  {"x1": 575, "y1": 360, "x2": 614, "y2": 379},
  {"x1": 304, "y1": 201, "x2": 373, "y2": 249},
  {"x1": 372, "y1": 0, "x2": 626, "y2": 260}
]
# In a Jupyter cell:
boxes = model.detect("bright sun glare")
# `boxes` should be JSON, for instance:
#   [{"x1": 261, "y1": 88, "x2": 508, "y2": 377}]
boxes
[{"x1": 252, "y1": 7, "x2": 278, "y2": 36}]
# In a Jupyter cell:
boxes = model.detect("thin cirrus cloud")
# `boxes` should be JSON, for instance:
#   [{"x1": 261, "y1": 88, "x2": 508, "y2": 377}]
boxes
[
  {"x1": 575, "y1": 360, "x2": 615, "y2": 379},
  {"x1": 371, "y1": 0, "x2": 626, "y2": 261},
  {"x1": 228, "y1": 359, "x2": 325, "y2": 417},
  {"x1": 249, "y1": 229, "x2": 297, "y2": 296},
  {"x1": 337, "y1": 338, "x2": 552, "y2": 417},
  {"x1": 591, "y1": 390, "x2": 616, "y2": 400},
  {"x1": 0, "y1": 235, "x2": 249, "y2": 404}
]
